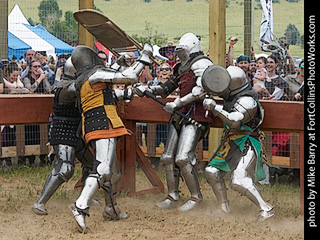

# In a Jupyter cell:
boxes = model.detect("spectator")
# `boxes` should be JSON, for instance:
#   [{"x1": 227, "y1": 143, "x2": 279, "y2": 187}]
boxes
[
  {"x1": 236, "y1": 55, "x2": 251, "y2": 82},
  {"x1": 22, "y1": 58, "x2": 52, "y2": 94},
  {"x1": 284, "y1": 59, "x2": 304, "y2": 100},
  {"x1": 227, "y1": 36, "x2": 238, "y2": 67},
  {"x1": 20, "y1": 49, "x2": 36, "y2": 79},
  {"x1": 248, "y1": 59, "x2": 257, "y2": 85},
  {"x1": 25, "y1": 49, "x2": 36, "y2": 63},
  {"x1": 19, "y1": 59, "x2": 52, "y2": 166},
  {"x1": 155, "y1": 63, "x2": 172, "y2": 147},
  {"x1": 227, "y1": 36, "x2": 255, "y2": 84},
  {"x1": 147, "y1": 65, "x2": 160, "y2": 86},
  {"x1": 264, "y1": 55, "x2": 290, "y2": 184},
  {"x1": 278, "y1": 37, "x2": 296, "y2": 76},
  {"x1": 52, "y1": 58, "x2": 66, "y2": 86},
  {"x1": 159, "y1": 41, "x2": 177, "y2": 68},
  {"x1": 293, "y1": 65, "x2": 304, "y2": 101},
  {"x1": 3, "y1": 62, "x2": 29, "y2": 94},
  {"x1": 98, "y1": 50, "x2": 108, "y2": 66},
  {"x1": 264, "y1": 55, "x2": 289, "y2": 100},
  {"x1": 252, "y1": 56, "x2": 270, "y2": 98},
  {"x1": 249, "y1": 45, "x2": 256, "y2": 62},
  {"x1": 36, "y1": 51, "x2": 55, "y2": 80},
  {"x1": 0, "y1": 64, "x2": 3, "y2": 94}
]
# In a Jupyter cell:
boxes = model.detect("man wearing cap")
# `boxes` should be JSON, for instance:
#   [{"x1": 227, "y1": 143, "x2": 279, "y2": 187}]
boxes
[
  {"x1": 227, "y1": 37, "x2": 251, "y2": 83},
  {"x1": 159, "y1": 41, "x2": 177, "y2": 68},
  {"x1": 236, "y1": 55, "x2": 251, "y2": 82}
]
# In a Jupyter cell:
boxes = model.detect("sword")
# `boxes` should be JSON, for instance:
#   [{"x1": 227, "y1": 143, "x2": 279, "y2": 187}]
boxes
[{"x1": 144, "y1": 91, "x2": 206, "y2": 131}]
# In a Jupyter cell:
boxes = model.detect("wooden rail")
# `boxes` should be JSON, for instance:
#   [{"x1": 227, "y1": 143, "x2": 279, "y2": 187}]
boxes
[{"x1": 0, "y1": 94, "x2": 304, "y2": 215}]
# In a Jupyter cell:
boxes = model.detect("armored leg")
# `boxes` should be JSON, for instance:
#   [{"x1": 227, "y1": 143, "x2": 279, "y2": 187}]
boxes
[
  {"x1": 229, "y1": 145, "x2": 274, "y2": 221},
  {"x1": 156, "y1": 124, "x2": 180, "y2": 209},
  {"x1": 102, "y1": 156, "x2": 129, "y2": 220},
  {"x1": 205, "y1": 166, "x2": 231, "y2": 213},
  {"x1": 32, "y1": 144, "x2": 75, "y2": 215},
  {"x1": 72, "y1": 138, "x2": 117, "y2": 231},
  {"x1": 175, "y1": 124, "x2": 203, "y2": 211},
  {"x1": 75, "y1": 142, "x2": 94, "y2": 188}
]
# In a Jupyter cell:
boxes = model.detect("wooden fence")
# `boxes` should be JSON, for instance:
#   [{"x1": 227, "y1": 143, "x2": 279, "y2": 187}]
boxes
[{"x1": 0, "y1": 94, "x2": 304, "y2": 215}]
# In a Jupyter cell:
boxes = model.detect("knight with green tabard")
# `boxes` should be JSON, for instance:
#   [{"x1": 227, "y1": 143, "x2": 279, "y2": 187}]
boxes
[{"x1": 201, "y1": 65, "x2": 274, "y2": 221}]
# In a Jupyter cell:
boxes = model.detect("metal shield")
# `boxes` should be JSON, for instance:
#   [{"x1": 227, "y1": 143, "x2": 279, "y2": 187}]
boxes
[{"x1": 201, "y1": 65, "x2": 231, "y2": 95}]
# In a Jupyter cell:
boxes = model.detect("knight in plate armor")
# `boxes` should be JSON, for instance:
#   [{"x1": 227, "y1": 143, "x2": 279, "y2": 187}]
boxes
[
  {"x1": 32, "y1": 58, "x2": 94, "y2": 216},
  {"x1": 202, "y1": 65, "x2": 274, "y2": 221},
  {"x1": 135, "y1": 32, "x2": 214, "y2": 211},
  {"x1": 69, "y1": 44, "x2": 153, "y2": 232}
]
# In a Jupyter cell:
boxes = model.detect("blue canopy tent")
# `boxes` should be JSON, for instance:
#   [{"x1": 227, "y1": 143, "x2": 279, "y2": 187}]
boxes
[
  {"x1": 23, "y1": 24, "x2": 74, "y2": 55},
  {"x1": 8, "y1": 31, "x2": 32, "y2": 61}
]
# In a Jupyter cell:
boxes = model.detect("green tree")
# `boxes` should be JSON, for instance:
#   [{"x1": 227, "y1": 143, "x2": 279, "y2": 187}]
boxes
[
  {"x1": 38, "y1": 0, "x2": 62, "y2": 32},
  {"x1": 132, "y1": 21, "x2": 168, "y2": 46},
  {"x1": 284, "y1": 23, "x2": 300, "y2": 45},
  {"x1": 51, "y1": 11, "x2": 78, "y2": 46}
]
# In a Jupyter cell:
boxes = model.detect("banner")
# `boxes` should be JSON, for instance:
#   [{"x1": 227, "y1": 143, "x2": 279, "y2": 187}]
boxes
[{"x1": 260, "y1": 0, "x2": 274, "y2": 46}]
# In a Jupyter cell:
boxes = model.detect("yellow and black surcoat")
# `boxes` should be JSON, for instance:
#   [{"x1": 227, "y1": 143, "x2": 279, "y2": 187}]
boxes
[{"x1": 79, "y1": 80, "x2": 129, "y2": 143}]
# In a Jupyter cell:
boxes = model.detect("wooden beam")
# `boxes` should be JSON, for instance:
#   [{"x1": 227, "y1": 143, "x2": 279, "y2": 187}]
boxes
[
  {"x1": 0, "y1": 94, "x2": 53, "y2": 125},
  {"x1": 123, "y1": 96, "x2": 304, "y2": 132},
  {"x1": 209, "y1": 0, "x2": 226, "y2": 67},
  {"x1": 136, "y1": 145, "x2": 164, "y2": 194},
  {"x1": 78, "y1": 0, "x2": 94, "y2": 48},
  {"x1": 0, "y1": 0, "x2": 8, "y2": 59},
  {"x1": 0, "y1": 95, "x2": 303, "y2": 131},
  {"x1": 244, "y1": 0, "x2": 253, "y2": 57}
]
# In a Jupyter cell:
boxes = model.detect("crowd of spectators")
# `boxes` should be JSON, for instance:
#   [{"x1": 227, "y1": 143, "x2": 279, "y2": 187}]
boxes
[
  {"x1": 0, "y1": 50, "x2": 71, "y2": 168},
  {"x1": 226, "y1": 36, "x2": 304, "y2": 183},
  {"x1": 0, "y1": 38, "x2": 304, "y2": 169},
  {"x1": 226, "y1": 36, "x2": 304, "y2": 101}
]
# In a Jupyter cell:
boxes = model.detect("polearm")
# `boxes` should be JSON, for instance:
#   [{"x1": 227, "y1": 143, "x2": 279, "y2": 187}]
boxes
[{"x1": 143, "y1": 91, "x2": 206, "y2": 131}]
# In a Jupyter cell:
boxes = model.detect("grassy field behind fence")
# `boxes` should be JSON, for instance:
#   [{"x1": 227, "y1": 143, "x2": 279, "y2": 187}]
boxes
[{"x1": 9, "y1": 0, "x2": 304, "y2": 58}]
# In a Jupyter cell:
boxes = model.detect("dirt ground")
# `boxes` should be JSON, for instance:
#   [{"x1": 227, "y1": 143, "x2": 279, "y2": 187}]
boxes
[{"x1": 0, "y1": 166, "x2": 304, "y2": 240}]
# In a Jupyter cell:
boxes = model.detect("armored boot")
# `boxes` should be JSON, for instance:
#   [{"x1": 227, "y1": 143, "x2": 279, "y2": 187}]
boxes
[
  {"x1": 72, "y1": 176, "x2": 100, "y2": 232},
  {"x1": 156, "y1": 163, "x2": 180, "y2": 209},
  {"x1": 230, "y1": 182, "x2": 274, "y2": 221},
  {"x1": 70, "y1": 205, "x2": 88, "y2": 233},
  {"x1": 32, "y1": 173, "x2": 64, "y2": 215},
  {"x1": 33, "y1": 144, "x2": 75, "y2": 215},
  {"x1": 102, "y1": 181, "x2": 129, "y2": 220},
  {"x1": 205, "y1": 166, "x2": 231, "y2": 213},
  {"x1": 179, "y1": 164, "x2": 203, "y2": 211}
]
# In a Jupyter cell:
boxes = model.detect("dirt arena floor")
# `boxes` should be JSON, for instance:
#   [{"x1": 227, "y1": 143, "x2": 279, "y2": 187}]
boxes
[{"x1": 0, "y1": 165, "x2": 304, "y2": 240}]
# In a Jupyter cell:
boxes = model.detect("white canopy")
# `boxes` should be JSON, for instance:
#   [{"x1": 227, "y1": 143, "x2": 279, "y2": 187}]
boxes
[{"x1": 8, "y1": 4, "x2": 62, "y2": 57}]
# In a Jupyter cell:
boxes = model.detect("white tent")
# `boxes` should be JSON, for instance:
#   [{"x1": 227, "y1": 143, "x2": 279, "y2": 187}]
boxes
[{"x1": 8, "y1": 4, "x2": 71, "y2": 57}]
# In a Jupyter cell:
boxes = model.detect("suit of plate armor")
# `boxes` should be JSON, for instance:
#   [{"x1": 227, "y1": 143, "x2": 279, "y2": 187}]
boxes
[
  {"x1": 135, "y1": 33, "x2": 213, "y2": 211},
  {"x1": 70, "y1": 45, "x2": 153, "y2": 232},
  {"x1": 32, "y1": 58, "x2": 95, "y2": 215},
  {"x1": 202, "y1": 66, "x2": 274, "y2": 221}
]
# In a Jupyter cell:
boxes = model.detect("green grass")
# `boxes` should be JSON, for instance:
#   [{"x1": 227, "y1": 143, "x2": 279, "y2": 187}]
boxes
[
  {"x1": 9, "y1": 0, "x2": 304, "y2": 57},
  {"x1": 0, "y1": 164, "x2": 301, "y2": 220}
]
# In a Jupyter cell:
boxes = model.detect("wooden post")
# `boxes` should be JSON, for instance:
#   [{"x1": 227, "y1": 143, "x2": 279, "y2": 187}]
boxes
[
  {"x1": 0, "y1": 0, "x2": 8, "y2": 59},
  {"x1": 209, "y1": 0, "x2": 226, "y2": 67},
  {"x1": 78, "y1": 0, "x2": 94, "y2": 48},
  {"x1": 208, "y1": 0, "x2": 226, "y2": 162},
  {"x1": 244, "y1": 0, "x2": 253, "y2": 58}
]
